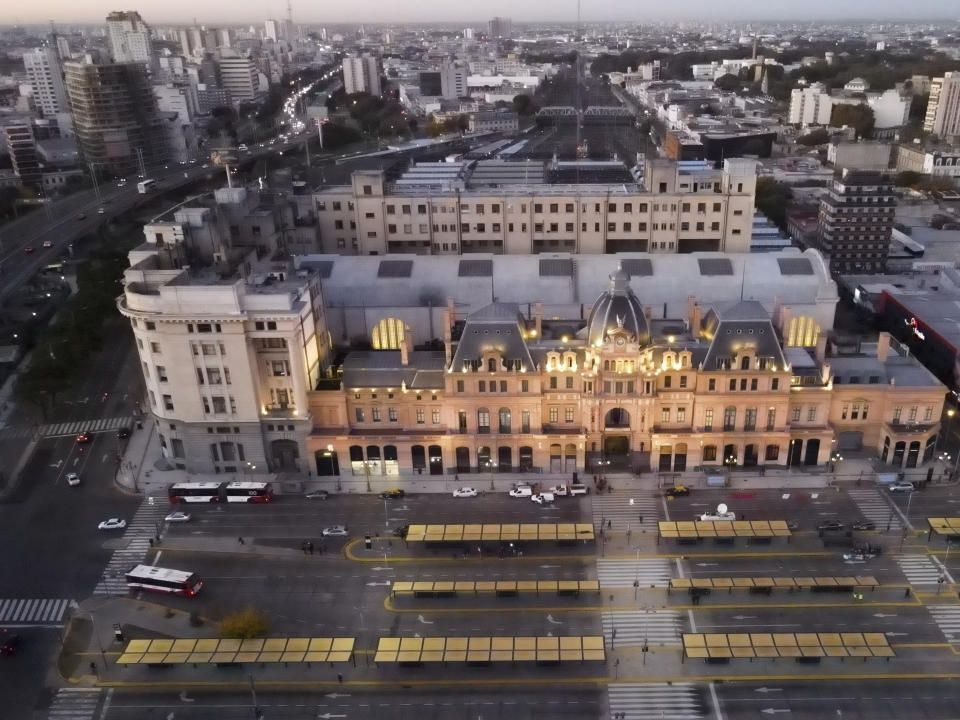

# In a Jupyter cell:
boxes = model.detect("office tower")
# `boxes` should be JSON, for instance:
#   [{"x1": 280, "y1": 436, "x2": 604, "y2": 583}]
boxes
[
  {"x1": 924, "y1": 72, "x2": 960, "y2": 138},
  {"x1": 464, "y1": 27, "x2": 474, "y2": 40},
  {"x1": 64, "y1": 60, "x2": 170, "y2": 176},
  {"x1": 440, "y1": 60, "x2": 468, "y2": 100},
  {"x1": 24, "y1": 45, "x2": 70, "y2": 117},
  {"x1": 2, "y1": 121, "x2": 42, "y2": 186},
  {"x1": 216, "y1": 54, "x2": 258, "y2": 103},
  {"x1": 816, "y1": 169, "x2": 896, "y2": 274},
  {"x1": 56, "y1": 35, "x2": 71, "y2": 59},
  {"x1": 106, "y1": 11, "x2": 152, "y2": 64},
  {"x1": 489, "y1": 17, "x2": 512, "y2": 39},
  {"x1": 177, "y1": 28, "x2": 193, "y2": 57},
  {"x1": 342, "y1": 53, "x2": 381, "y2": 96},
  {"x1": 264, "y1": 19, "x2": 279, "y2": 41}
]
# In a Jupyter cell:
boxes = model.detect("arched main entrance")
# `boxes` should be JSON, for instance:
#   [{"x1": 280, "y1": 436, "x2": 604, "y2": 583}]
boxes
[
  {"x1": 602, "y1": 435, "x2": 631, "y2": 470},
  {"x1": 605, "y1": 408, "x2": 630, "y2": 428},
  {"x1": 270, "y1": 439, "x2": 299, "y2": 472}
]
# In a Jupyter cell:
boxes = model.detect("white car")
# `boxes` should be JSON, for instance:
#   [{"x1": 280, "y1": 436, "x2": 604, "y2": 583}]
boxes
[
  {"x1": 164, "y1": 511, "x2": 192, "y2": 522},
  {"x1": 322, "y1": 525, "x2": 348, "y2": 536},
  {"x1": 66, "y1": 472, "x2": 80, "y2": 486},
  {"x1": 508, "y1": 486, "x2": 533, "y2": 498},
  {"x1": 888, "y1": 481, "x2": 915, "y2": 493},
  {"x1": 453, "y1": 487, "x2": 478, "y2": 498},
  {"x1": 531, "y1": 492, "x2": 555, "y2": 504},
  {"x1": 549, "y1": 485, "x2": 569, "y2": 497},
  {"x1": 98, "y1": 518, "x2": 127, "y2": 530}
]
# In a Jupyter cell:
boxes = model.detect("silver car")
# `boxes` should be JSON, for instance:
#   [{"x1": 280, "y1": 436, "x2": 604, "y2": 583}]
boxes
[{"x1": 321, "y1": 525, "x2": 348, "y2": 536}]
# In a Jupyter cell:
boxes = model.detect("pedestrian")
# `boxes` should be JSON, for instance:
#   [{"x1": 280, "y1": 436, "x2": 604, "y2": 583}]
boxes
[
  {"x1": 302, "y1": 541, "x2": 308, "y2": 554},
  {"x1": 238, "y1": 537, "x2": 244, "y2": 545},
  {"x1": 607, "y1": 519, "x2": 612, "y2": 529},
  {"x1": 308, "y1": 542, "x2": 314, "y2": 555},
  {"x1": 639, "y1": 515, "x2": 643, "y2": 524},
  {"x1": 337, "y1": 673, "x2": 343, "y2": 684},
  {"x1": 90, "y1": 661, "x2": 97, "y2": 675}
]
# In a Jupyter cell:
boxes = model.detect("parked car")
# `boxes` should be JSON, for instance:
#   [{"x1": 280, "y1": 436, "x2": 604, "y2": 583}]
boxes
[
  {"x1": 306, "y1": 490, "x2": 330, "y2": 500},
  {"x1": 453, "y1": 487, "x2": 478, "y2": 498},
  {"x1": 321, "y1": 525, "x2": 348, "y2": 537},
  {"x1": 851, "y1": 520, "x2": 876, "y2": 531},
  {"x1": 817, "y1": 520, "x2": 845, "y2": 533},
  {"x1": 164, "y1": 511, "x2": 191, "y2": 522},
  {"x1": 665, "y1": 485, "x2": 690, "y2": 497},
  {"x1": 549, "y1": 485, "x2": 569, "y2": 497},
  {"x1": 380, "y1": 489, "x2": 405, "y2": 499},
  {"x1": 66, "y1": 473, "x2": 80, "y2": 487},
  {"x1": 509, "y1": 486, "x2": 534, "y2": 498},
  {"x1": 98, "y1": 518, "x2": 127, "y2": 531},
  {"x1": 531, "y1": 492, "x2": 555, "y2": 504},
  {"x1": 42, "y1": 240, "x2": 53, "y2": 248},
  {"x1": 889, "y1": 482, "x2": 915, "y2": 493}
]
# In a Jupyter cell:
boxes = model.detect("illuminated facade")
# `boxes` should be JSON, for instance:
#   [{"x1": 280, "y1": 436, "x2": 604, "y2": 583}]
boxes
[{"x1": 308, "y1": 269, "x2": 945, "y2": 478}]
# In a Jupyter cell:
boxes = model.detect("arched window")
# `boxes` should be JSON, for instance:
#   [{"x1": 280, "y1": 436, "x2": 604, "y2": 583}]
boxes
[
  {"x1": 787, "y1": 316, "x2": 821, "y2": 347},
  {"x1": 371, "y1": 317, "x2": 407, "y2": 350},
  {"x1": 477, "y1": 408, "x2": 490, "y2": 433},
  {"x1": 498, "y1": 408, "x2": 511, "y2": 433},
  {"x1": 740, "y1": 355, "x2": 750, "y2": 370},
  {"x1": 488, "y1": 357, "x2": 497, "y2": 372}
]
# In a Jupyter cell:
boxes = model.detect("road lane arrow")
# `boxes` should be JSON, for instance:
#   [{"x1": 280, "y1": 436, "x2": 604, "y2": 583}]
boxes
[
  {"x1": 732, "y1": 615, "x2": 758, "y2": 620},
  {"x1": 317, "y1": 714, "x2": 347, "y2": 719},
  {"x1": 755, "y1": 688, "x2": 783, "y2": 694},
  {"x1": 696, "y1": 562, "x2": 718, "y2": 567},
  {"x1": 885, "y1": 632, "x2": 908, "y2": 636},
  {"x1": 365, "y1": 581, "x2": 391, "y2": 587},
  {"x1": 370, "y1": 567, "x2": 394, "y2": 572},
  {"x1": 873, "y1": 613, "x2": 898, "y2": 618},
  {"x1": 761, "y1": 709, "x2": 790, "y2": 715},
  {"x1": 546, "y1": 614, "x2": 563, "y2": 624},
  {"x1": 178, "y1": 691, "x2": 194, "y2": 703},
  {"x1": 324, "y1": 693, "x2": 351, "y2": 699},
  {"x1": 417, "y1": 614, "x2": 434, "y2": 624},
  {"x1": 539, "y1": 564, "x2": 560, "y2": 569}
]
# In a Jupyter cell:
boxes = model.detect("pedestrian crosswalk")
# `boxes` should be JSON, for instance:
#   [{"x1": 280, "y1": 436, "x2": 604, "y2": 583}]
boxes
[
  {"x1": 847, "y1": 488, "x2": 902, "y2": 531},
  {"x1": 597, "y1": 558, "x2": 672, "y2": 588},
  {"x1": 607, "y1": 682, "x2": 705, "y2": 720},
  {"x1": 47, "y1": 688, "x2": 102, "y2": 720},
  {"x1": 0, "y1": 416, "x2": 132, "y2": 441},
  {"x1": 927, "y1": 606, "x2": 960, "y2": 643},
  {"x1": 94, "y1": 500, "x2": 168, "y2": 596},
  {"x1": 590, "y1": 490, "x2": 659, "y2": 532},
  {"x1": 0, "y1": 598, "x2": 72, "y2": 625},
  {"x1": 897, "y1": 554, "x2": 944, "y2": 585},
  {"x1": 602, "y1": 609, "x2": 682, "y2": 647}
]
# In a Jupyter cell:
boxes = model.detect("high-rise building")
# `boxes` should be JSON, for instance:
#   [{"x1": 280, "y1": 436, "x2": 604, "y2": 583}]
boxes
[
  {"x1": 464, "y1": 27, "x2": 474, "y2": 40},
  {"x1": 489, "y1": 17, "x2": 512, "y2": 39},
  {"x1": 64, "y1": 60, "x2": 170, "y2": 176},
  {"x1": 177, "y1": 28, "x2": 193, "y2": 57},
  {"x1": 24, "y1": 45, "x2": 69, "y2": 118},
  {"x1": 55, "y1": 35, "x2": 71, "y2": 60},
  {"x1": 924, "y1": 72, "x2": 960, "y2": 139},
  {"x1": 816, "y1": 169, "x2": 896, "y2": 274},
  {"x1": 264, "y1": 19, "x2": 279, "y2": 42},
  {"x1": 216, "y1": 53, "x2": 258, "y2": 103},
  {"x1": 439, "y1": 60, "x2": 468, "y2": 100},
  {"x1": 2, "y1": 121, "x2": 42, "y2": 186},
  {"x1": 788, "y1": 83, "x2": 833, "y2": 126},
  {"x1": 106, "y1": 11, "x2": 152, "y2": 64},
  {"x1": 342, "y1": 53, "x2": 381, "y2": 96}
]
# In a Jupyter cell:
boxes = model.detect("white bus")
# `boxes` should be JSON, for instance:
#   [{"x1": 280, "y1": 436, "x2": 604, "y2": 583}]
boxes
[
  {"x1": 224, "y1": 481, "x2": 274, "y2": 503},
  {"x1": 137, "y1": 179, "x2": 156, "y2": 193},
  {"x1": 125, "y1": 565, "x2": 203, "y2": 597},
  {"x1": 168, "y1": 481, "x2": 224, "y2": 503}
]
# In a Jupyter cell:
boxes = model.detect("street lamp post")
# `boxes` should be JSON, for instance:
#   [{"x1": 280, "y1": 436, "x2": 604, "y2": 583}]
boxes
[
  {"x1": 485, "y1": 459, "x2": 497, "y2": 491},
  {"x1": 364, "y1": 460, "x2": 372, "y2": 493}
]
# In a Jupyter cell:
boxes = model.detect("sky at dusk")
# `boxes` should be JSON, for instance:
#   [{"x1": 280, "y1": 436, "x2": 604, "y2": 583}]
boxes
[{"x1": 4, "y1": 0, "x2": 960, "y2": 26}]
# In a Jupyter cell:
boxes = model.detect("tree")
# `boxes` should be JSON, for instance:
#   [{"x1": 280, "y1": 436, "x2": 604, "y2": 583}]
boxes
[
  {"x1": 909, "y1": 93, "x2": 929, "y2": 123},
  {"x1": 893, "y1": 170, "x2": 922, "y2": 187},
  {"x1": 830, "y1": 103, "x2": 874, "y2": 139},
  {"x1": 512, "y1": 94, "x2": 536, "y2": 116},
  {"x1": 796, "y1": 128, "x2": 831, "y2": 146},
  {"x1": 714, "y1": 73, "x2": 740, "y2": 92},
  {"x1": 220, "y1": 607, "x2": 269, "y2": 639},
  {"x1": 754, "y1": 177, "x2": 793, "y2": 232}
]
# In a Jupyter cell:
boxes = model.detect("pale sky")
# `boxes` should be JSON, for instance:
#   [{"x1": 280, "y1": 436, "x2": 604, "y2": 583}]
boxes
[{"x1": 5, "y1": 0, "x2": 959, "y2": 26}]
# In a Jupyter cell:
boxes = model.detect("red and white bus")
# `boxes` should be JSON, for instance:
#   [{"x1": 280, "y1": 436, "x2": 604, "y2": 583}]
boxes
[
  {"x1": 126, "y1": 565, "x2": 203, "y2": 597},
  {"x1": 224, "y1": 481, "x2": 274, "y2": 503},
  {"x1": 168, "y1": 482, "x2": 224, "y2": 503}
]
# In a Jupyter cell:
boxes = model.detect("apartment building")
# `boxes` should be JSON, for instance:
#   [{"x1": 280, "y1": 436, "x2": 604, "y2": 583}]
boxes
[
  {"x1": 815, "y1": 169, "x2": 896, "y2": 274},
  {"x1": 118, "y1": 186, "x2": 330, "y2": 474},
  {"x1": 106, "y1": 10, "x2": 152, "y2": 64},
  {"x1": 342, "y1": 53, "x2": 381, "y2": 96},
  {"x1": 1, "y1": 122, "x2": 41, "y2": 186},
  {"x1": 216, "y1": 53, "x2": 259, "y2": 104},
  {"x1": 314, "y1": 158, "x2": 757, "y2": 256},
  {"x1": 924, "y1": 72, "x2": 960, "y2": 139},
  {"x1": 307, "y1": 270, "x2": 943, "y2": 478},
  {"x1": 788, "y1": 83, "x2": 833, "y2": 126},
  {"x1": 23, "y1": 45, "x2": 69, "y2": 118}
]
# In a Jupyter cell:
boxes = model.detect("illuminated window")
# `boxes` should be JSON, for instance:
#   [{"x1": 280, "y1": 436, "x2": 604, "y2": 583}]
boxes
[
  {"x1": 787, "y1": 316, "x2": 821, "y2": 347},
  {"x1": 371, "y1": 317, "x2": 407, "y2": 350}
]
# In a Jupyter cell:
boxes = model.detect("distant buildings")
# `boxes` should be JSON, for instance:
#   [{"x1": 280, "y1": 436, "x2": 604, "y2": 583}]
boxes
[
  {"x1": 815, "y1": 169, "x2": 896, "y2": 274},
  {"x1": 1, "y1": 122, "x2": 41, "y2": 187},
  {"x1": 216, "y1": 54, "x2": 258, "y2": 104},
  {"x1": 788, "y1": 83, "x2": 834, "y2": 126},
  {"x1": 488, "y1": 17, "x2": 512, "y2": 39},
  {"x1": 264, "y1": 19, "x2": 280, "y2": 42},
  {"x1": 64, "y1": 60, "x2": 169, "y2": 176},
  {"x1": 440, "y1": 61, "x2": 468, "y2": 100},
  {"x1": 827, "y1": 142, "x2": 892, "y2": 172},
  {"x1": 924, "y1": 72, "x2": 960, "y2": 140},
  {"x1": 895, "y1": 144, "x2": 960, "y2": 179},
  {"x1": 23, "y1": 45, "x2": 69, "y2": 118},
  {"x1": 105, "y1": 10, "x2": 152, "y2": 64},
  {"x1": 342, "y1": 53, "x2": 381, "y2": 97},
  {"x1": 467, "y1": 110, "x2": 518, "y2": 135}
]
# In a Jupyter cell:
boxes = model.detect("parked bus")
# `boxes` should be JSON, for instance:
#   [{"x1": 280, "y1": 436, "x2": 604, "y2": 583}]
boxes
[
  {"x1": 224, "y1": 481, "x2": 274, "y2": 503},
  {"x1": 168, "y1": 482, "x2": 224, "y2": 503},
  {"x1": 125, "y1": 565, "x2": 203, "y2": 597}
]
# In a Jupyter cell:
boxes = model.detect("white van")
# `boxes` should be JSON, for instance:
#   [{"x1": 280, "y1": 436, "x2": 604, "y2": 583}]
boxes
[
  {"x1": 509, "y1": 486, "x2": 533, "y2": 498},
  {"x1": 531, "y1": 492, "x2": 555, "y2": 504},
  {"x1": 698, "y1": 511, "x2": 736, "y2": 521},
  {"x1": 569, "y1": 483, "x2": 588, "y2": 496}
]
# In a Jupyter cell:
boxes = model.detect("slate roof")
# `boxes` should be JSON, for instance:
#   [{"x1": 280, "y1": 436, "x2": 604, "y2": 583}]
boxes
[
  {"x1": 701, "y1": 301, "x2": 787, "y2": 370},
  {"x1": 450, "y1": 303, "x2": 535, "y2": 371},
  {"x1": 341, "y1": 351, "x2": 446, "y2": 390}
]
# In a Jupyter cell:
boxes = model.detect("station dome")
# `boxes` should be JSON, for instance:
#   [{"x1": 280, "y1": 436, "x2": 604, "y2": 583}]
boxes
[{"x1": 586, "y1": 267, "x2": 649, "y2": 347}]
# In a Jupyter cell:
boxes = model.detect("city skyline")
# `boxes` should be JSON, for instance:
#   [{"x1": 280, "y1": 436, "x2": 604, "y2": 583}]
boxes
[{"x1": 3, "y1": 0, "x2": 960, "y2": 26}]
